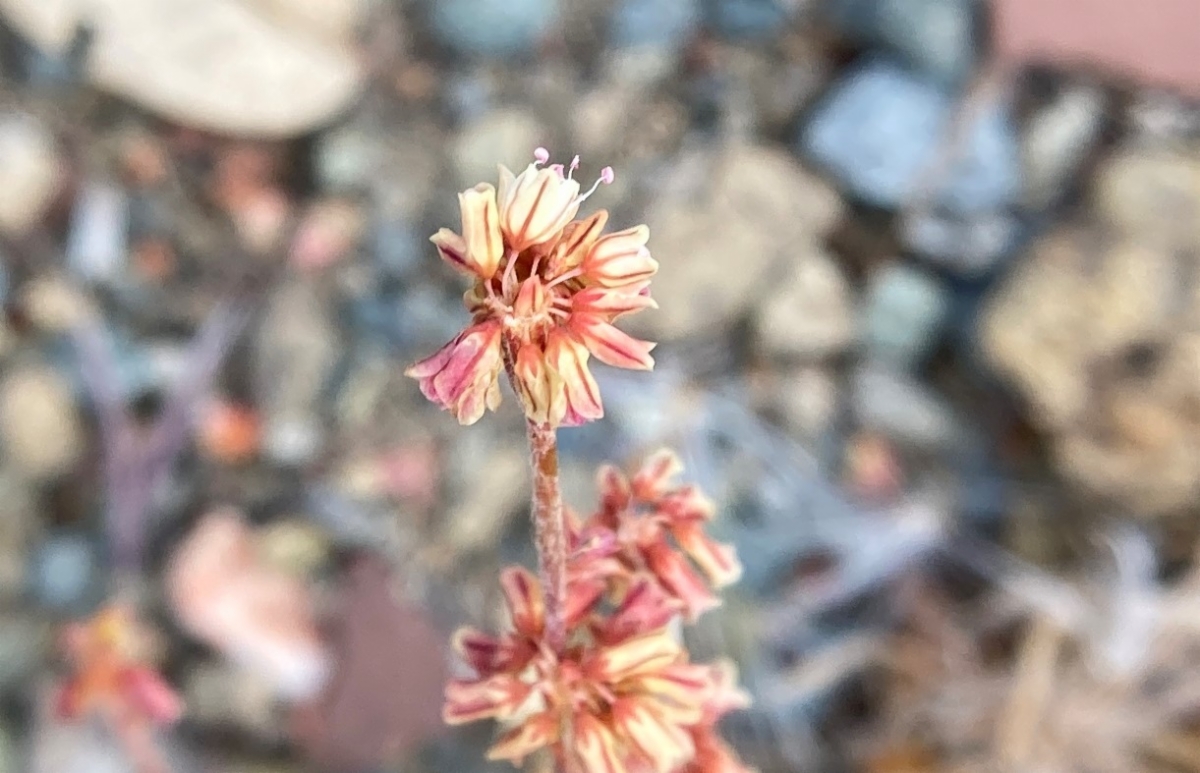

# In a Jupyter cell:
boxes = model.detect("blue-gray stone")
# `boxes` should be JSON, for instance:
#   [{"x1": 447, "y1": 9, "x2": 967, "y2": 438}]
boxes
[
  {"x1": 801, "y1": 59, "x2": 1019, "y2": 211},
  {"x1": 29, "y1": 533, "x2": 101, "y2": 611},
  {"x1": 864, "y1": 263, "x2": 951, "y2": 368},
  {"x1": 612, "y1": 0, "x2": 701, "y2": 48},
  {"x1": 901, "y1": 210, "x2": 1021, "y2": 277},
  {"x1": 706, "y1": 0, "x2": 790, "y2": 41},
  {"x1": 372, "y1": 218, "x2": 423, "y2": 278},
  {"x1": 428, "y1": 0, "x2": 560, "y2": 58},
  {"x1": 67, "y1": 181, "x2": 129, "y2": 284},
  {"x1": 822, "y1": 0, "x2": 977, "y2": 85}
]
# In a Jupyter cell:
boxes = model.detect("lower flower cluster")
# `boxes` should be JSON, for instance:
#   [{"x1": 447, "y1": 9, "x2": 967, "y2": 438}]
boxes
[{"x1": 444, "y1": 450, "x2": 753, "y2": 773}]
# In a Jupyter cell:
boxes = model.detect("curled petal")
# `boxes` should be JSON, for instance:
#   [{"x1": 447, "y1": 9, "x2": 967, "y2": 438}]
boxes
[
  {"x1": 548, "y1": 210, "x2": 609, "y2": 274},
  {"x1": 600, "y1": 576, "x2": 682, "y2": 644},
  {"x1": 487, "y1": 711, "x2": 559, "y2": 762},
  {"x1": 566, "y1": 576, "x2": 608, "y2": 626},
  {"x1": 570, "y1": 314, "x2": 655, "y2": 371},
  {"x1": 545, "y1": 331, "x2": 603, "y2": 426},
  {"x1": 657, "y1": 486, "x2": 718, "y2": 523},
  {"x1": 587, "y1": 632, "x2": 681, "y2": 682},
  {"x1": 597, "y1": 465, "x2": 632, "y2": 523},
  {"x1": 405, "y1": 322, "x2": 503, "y2": 425},
  {"x1": 704, "y1": 659, "x2": 752, "y2": 717},
  {"x1": 644, "y1": 543, "x2": 720, "y2": 622},
  {"x1": 500, "y1": 164, "x2": 581, "y2": 251},
  {"x1": 443, "y1": 675, "x2": 531, "y2": 724},
  {"x1": 583, "y1": 225, "x2": 658, "y2": 288},
  {"x1": 458, "y1": 183, "x2": 504, "y2": 278},
  {"x1": 430, "y1": 228, "x2": 471, "y2": 274},
  {"x1": 574, "y1": 713, "x2": 628, "y2": 773},
  {"x1": 500, "y1": 566, "x2": 545, "y2": 639},
  {"x1": 451, "y1": 626, "x2": 506, "y2": 676},
  {"x1": 572, "y1": 287, "x2": 658, "y2": 320},
  {"x1": 612, "y1": 698, "x2": 695, "y2": 773},
  {"x1": 632, "y1": 449, "x2": 683, "y2": 501},
  {"x1": 513, "y1": 344, "x2": 566, "y2": 426},
  {"x1": 672, "y1": 523, "x2": 743, "y2": 589}
]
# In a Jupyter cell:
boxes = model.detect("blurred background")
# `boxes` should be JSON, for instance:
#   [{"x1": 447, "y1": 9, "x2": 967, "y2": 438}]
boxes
[{"x1": 0, "y1": 0, "x2": 1197, "y2": 771}]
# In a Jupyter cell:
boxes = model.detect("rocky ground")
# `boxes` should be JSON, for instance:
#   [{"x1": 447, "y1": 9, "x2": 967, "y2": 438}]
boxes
[{"x1": 0, "y1": 0, "x2": 1197, "y2": 772}]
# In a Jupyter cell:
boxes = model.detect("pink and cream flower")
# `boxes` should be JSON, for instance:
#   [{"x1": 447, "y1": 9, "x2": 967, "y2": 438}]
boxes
[{"x1": 406, "y1": 149, "x2": 658, "y2": 427}]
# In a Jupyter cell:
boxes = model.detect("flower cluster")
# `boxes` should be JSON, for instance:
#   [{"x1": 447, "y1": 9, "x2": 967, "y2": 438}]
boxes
[
  {"x1": 56, "y1": 605, "x2": 183, "y2": 773},
  {"x1": 406, "y1": 149, "x2": 658, "y2": 427},
  {"x1": 444, "y1": 451, "x2": 752, "y2": 773}
]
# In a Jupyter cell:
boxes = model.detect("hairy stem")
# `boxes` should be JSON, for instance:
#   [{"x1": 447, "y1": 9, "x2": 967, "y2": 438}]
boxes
[
  {"x1": 524, "y1": 418, "x2": 567, "y2": 653},
  {"x1": 502, "y1": 337, "x2": 568, "y2": 654}
]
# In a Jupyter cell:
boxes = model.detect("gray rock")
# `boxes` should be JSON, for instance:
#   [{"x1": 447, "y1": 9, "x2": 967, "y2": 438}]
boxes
[
  {"x1": 823, "y1": 0, "x2": 977, "y2": 85},
  {"x1": 0, "y1": 612, "x2": 51, "y2": 695},
  {"x1": 428, "y1": 0, "x2": 560, "y2": 59},
  {"x1": 863, "y1": 262, "x2": 950, "y2": 369},
  {"x1": 612, "y1": 0, "x2": 701, "y2": 48},
  {"x1": 255, "y1": 278, "x2": 340, "y2": 466},
  {"x1": 755, "y1": 244, "x2": 857, "y2": 359},
  {"x1": 900, "y1": 209, "x2": 1021, "y2": 276},
  {"x1": 66, "y1": 181, "x2": 130, "y2": 284},
  {"x1": 0, "y1": 472, "x2": 38, "y2": 601},
  {"x1": 1020, "y1": 82, "x2": 1109, "y2": 209},
  {"x1": 643, "y1": 142, "x2": 844, "y2": 339},
  {"x1": 852, "y1": 364, "x2": 962, "y2": 449},
  {"x1": 801, "y1": 59, "x2": 1018, "y2": 211}
]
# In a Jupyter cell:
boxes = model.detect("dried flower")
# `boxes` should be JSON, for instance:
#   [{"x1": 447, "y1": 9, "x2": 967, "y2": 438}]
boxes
[{"x1": 406, "y1": 149, "x2": 658, "y2": 427}]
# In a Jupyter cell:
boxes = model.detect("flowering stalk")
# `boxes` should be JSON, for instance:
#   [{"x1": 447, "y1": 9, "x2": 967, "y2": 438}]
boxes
[
  {"x1": 407, "y1": 150, "x2": 750, "y2": 773},
  {"x1": 523, "y1": 414, "x2": 568, "y2": 653}
]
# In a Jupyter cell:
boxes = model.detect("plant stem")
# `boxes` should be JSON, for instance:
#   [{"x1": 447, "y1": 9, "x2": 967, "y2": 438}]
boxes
[
  {"x1": 524, "y1": 418, "x2": 567, "y2": 654},
  {"x1": 501, "y1": 336, "x2": 569, "y2": 654}
]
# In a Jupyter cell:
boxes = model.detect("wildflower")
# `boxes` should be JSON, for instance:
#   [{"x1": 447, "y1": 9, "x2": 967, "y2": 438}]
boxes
[
  {"x1": 56, "y1": 605, "x2": 183, "y2": 735},
  {"x1": 682, "y1": 661, "x2": 757, "y2": 773},
  {"x1": 584, "y1": 449, "x2": 744, "y2": 621},
  {"x1": 406, "y1": 149, "x2": 658, "y2": 427}
]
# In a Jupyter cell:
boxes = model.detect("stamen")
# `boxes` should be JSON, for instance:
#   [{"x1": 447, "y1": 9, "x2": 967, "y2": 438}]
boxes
[
  {"x1": 578, "y1": 166, "x2": 615, "y2": 202},
  {"x1": 546, "y1": 267, "x2": 583, "y2": 290},
  {"x1": 533, "y1": 147, "x2": 550, "y2": 165},
  {"x1": 502, "y1": 249, "x2": 519, "y2": 295},
  {"x1": 567, "y1": 155, "x2": 581, "y2": 180}
]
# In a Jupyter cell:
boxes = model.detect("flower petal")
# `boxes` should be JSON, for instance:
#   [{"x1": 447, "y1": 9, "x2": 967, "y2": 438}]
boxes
[
  {"x1": 458, "y1": 183, "x2": 504, "y2": 278},
  {"x1": 672, "y1": 523, "x2": 743, "y2": 589},
  {"x1": 583, "y1": 225, "x2": 658, "y2": 288},
  {"x1": 548, "y1": 209, "x2": 609, "y2": 273},
  {"x1": 430, "y1": 228, "x2": 472, "y2": 274},
  {"x1": 643, "y1": 542, "x2": 720, "y2": 622},
  {"x1": 600, "y1": 575, "x2": 682, "y2": 644},
  {"x1": 545, "y1": 331, "x2": 603, "y2": 425},
  {"x1": 631, "y1": 449, "x2": 683, "y2": 501},
  {"x1": 500, "y1": 566, "x2": 545, "y2": 639},
  {"x1": 570, "y1": 314, "x2": 655, "y2": 371},
  {"x1": 443, "y1": 675, "x2": 531, "y2": 724},
  {"x1": 611, "y1": 698, "x2": 695, "y2": 773},
  {"x1": 587, "y1": 632, "x2": 681, "y2": 682},
  {"x1": 513, "y1": 343, "x2": 566, "y2": 426},
  {"x1": 487, "y1": 711, "x2": 559, "y2": 762},
  {"x1": 571, "y1": 287, "x2": 658, "y2": 320},
  {"x1": 574, "y1": 713, "x2": 628, "y2": 773}
]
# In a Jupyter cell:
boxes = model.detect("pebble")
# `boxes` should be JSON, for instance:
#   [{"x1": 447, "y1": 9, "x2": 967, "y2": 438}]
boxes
[
  {"x1": 427, "y1": 0, "x2": 559, "y2": 59},
  {"x1": 2, "y1": 0, "x2": 365, "y2": 137},
  {"x1": 314, "y1": 123, "x2": 380, "y2": 193},
  {"x1": 774, "y1": 366, "x2": 841, "y2": 439},
  {"x1": 0, "y1": 612, "x2": 50, "y2": 694},
  {"x1": 643, "y1": 142, "x2": 844, "y2": 339},
  {"x1": 255, "y1": 279, "x2": 340, "y2": 466},
  {"x1": 28, "y1": 532, "x2": 102, "y2": 612},
  {"x1": 863, "y1": 263, "x2": 951, "y2": 369},
  {"x1": 900, "y1": 209, "x2": 1021, "y2": 277},
  {"x1": 707, "y1": 0, "x2": 791, "y2": 42},
  {"x1": 66, "y1": 181, "x2": 130, "y2": 284},
  {"x1": 851, "y1": 364, "x2": 962, "y2": 450},
  {"x1": 0, "y1": 363, "x2": 83, "y2": 480},
  {"x1": 0, "y1": 473, "x2": 37, "y2": 601},
  {"x1": 801, "y1": 59, "x2": 1018, "y2": 211},
  {"x1": 371, "y1": 217, "x2": 424, "y2": 278},
  {"x1": 611, "y1": 0, "x2": 701, "y2": 48},
  {"x1": 1019, "y1": 81, "x2": 1109, "y2": 209},
  {"x1": 451, "y1": 108, "x2": 544, "y2": 190},
  {"x1": 439, "y1": 438, "x2": 526, "y2": 557},
  {"x1": 0, "y1": 113, "x2": 63, "y2": 235},
  {"x1": 823, "y1": 0, "x2": 977, "y2": 84},
  {"x1": 755, "y1": 244, "x2": 857, "y2": 359}
]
